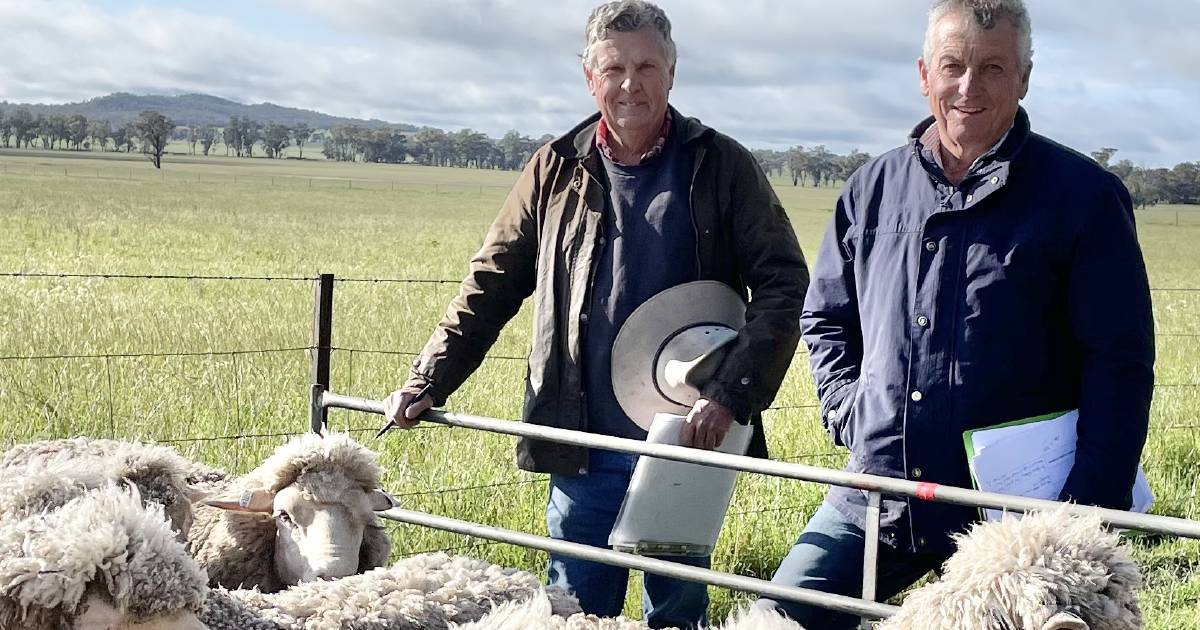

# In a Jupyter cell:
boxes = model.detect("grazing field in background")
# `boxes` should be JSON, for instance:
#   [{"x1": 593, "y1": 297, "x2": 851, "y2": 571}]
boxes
[{"x1": 0, "y1": 149, "x2": 1197, "y2": 625}]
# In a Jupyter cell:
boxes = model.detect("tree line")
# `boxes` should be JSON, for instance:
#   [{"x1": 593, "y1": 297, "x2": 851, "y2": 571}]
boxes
[
  {"x1": 1, "y1": 105, "x2": 1196, "y2": 203},
  {"x1": 752, "y1": 146, "x2": 873, "y2": 188},
  {"x1": 0, "y1": 107, "x2": 174, "y2": 168},
  {"x1": 1090, "y1": 148, "x2": 1200, "y2": 208}
]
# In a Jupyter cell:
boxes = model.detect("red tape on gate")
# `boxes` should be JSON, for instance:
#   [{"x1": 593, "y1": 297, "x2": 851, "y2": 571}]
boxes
[{"x1": 915, "y1": 482, "x2": 939, "y2": 501}]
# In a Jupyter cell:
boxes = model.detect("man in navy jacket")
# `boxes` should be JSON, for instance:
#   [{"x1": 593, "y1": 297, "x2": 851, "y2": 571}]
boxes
[{"x1": 758, "y1": 1, "x2": 1154, "y2": 627}]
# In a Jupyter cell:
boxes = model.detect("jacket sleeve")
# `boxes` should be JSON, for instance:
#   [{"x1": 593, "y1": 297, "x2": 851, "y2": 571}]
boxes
[
  {"x1": 799, "y1": 179, "x2": 863, "y2": 445},
  {"x1": 1058, "y1": 174, "x2": 1155, "y2": 508},
  {"x1": 701, "y1": 147, "x2": 809, "y2": 421},
  {"x1": 407, "y1": 154, "x2": 543, "y2": 404}
]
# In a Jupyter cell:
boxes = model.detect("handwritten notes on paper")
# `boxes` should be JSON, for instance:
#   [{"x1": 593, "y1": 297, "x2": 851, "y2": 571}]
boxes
[{"x1": 967, "y1": 410, "x2": 1152, "y2": 521}]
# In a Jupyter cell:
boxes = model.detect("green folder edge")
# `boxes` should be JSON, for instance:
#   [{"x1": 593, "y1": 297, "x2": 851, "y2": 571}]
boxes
[{"x1": 960, "y1": 409, "x2": 1073, "y2": 520}]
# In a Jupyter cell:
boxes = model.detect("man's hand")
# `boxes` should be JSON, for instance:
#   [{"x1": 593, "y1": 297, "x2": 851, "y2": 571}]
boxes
[
  {"x1": 679, "y1": 398, "x2": 735, "y2": 450},
  {"x1": 381, "y1": 383, "x2": 434, "y2": 430}
]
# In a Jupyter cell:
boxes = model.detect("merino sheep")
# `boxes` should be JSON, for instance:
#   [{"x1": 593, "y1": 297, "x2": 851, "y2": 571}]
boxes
[
  {"x1": 189, "y1": 431, "x2": 396, "y2": 592},
  {"x1": 0, "y1": 485, "x2": 209, "y2": 630},
  {"x1": 199, "y1": 552, "x2": 580, "y2": 630},
  {"x1": 0, "y1": 436, "x2": 200, "y2": 537},
  {"x1": 876, "y1": 507, "x2": 1142, "y2": 630}
]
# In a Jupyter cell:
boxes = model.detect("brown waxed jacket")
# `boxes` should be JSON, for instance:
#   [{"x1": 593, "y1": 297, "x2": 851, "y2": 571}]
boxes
[{"x1": 408, "y1": 107, "x2": 809, "y2": 475}]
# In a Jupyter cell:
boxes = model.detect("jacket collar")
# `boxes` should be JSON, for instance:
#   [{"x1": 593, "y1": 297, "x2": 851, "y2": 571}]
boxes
[
  {"x1": 908, "y1": 106, "x2": 1031, "y2": 182},
  {"x1": 550, "y1": 105, "x2": 714, "y2": 162}
]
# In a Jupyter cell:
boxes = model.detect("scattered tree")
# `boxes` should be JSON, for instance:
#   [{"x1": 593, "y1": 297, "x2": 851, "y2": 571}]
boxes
[
  {"x1": 262, "y1": 122, "x2": 291, "y2": 158},
  {"x1": 199, "y1": 126, "x2": 219, "y2": 156},
  {"x1": 291, "y1": 123, "x2": 312, "y2": 159},
  {"x1": 134, "y1": 110, "x2": 173, "y2": 169}
]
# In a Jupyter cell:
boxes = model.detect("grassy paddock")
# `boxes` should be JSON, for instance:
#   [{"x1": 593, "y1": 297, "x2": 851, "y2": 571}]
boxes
[{"x1": 0, "y1": 155, "x2": 1197, "y2": 625}]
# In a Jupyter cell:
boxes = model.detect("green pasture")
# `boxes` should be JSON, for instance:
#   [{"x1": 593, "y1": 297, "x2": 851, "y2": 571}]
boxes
[{"x1": 0, "y1": 150, "x2": 1197, "y2": 626}]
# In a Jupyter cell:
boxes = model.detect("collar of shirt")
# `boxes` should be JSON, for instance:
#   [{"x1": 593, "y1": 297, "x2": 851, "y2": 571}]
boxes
[
  {"x1": 595, "y1": 112, "x2": 672, "y2": 166},
  {"x1": 918, "y1": 121, "x2": 1013, "y2": 180}
]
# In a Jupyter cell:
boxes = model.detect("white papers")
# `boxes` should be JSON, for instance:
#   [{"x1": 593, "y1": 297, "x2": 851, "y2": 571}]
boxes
[
  {"x1": 968, "y1": 410, "x2": 1153, "y2": 521},
  {"x1": 608, "y1": 413, "x2": 753, "y2": 556}
]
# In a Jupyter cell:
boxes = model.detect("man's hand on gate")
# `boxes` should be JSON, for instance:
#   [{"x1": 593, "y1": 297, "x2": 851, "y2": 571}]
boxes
[
  {"x1": 680, "y1": 398, "x2": 734, "y2": 450},
  {"x1": 380, "y1": 383, "x2": 434, "y2": 431}
]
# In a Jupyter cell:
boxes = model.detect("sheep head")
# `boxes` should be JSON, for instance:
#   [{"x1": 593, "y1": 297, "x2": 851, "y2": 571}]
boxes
[{"x1": 204, "y1": 432, "x2": 396, "y2": 585}]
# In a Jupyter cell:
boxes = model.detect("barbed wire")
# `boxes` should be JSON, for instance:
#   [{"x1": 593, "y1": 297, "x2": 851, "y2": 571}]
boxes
[
  {"x1": 330, "y1": 346, "x2": 526, "y2": 361},
  {"x1": 395, "y1": 477, "x2": 547, "y2": 499},
  {"x1": 0, "y1": 347, "x2": 313, "y2": 362},
  {"x1": 391, "y1": 540, "x2": 506, "y2": 560},
  {"x1": 4, "y1": 271, "x2": 1200, "y2": 294},
  {"x1": 729, "y1": 501, "x2": 824, "y2": 517}
]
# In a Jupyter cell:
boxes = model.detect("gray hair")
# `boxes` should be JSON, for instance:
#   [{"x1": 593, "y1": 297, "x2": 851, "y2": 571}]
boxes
[
  {"x1": 924, "y1": 0, "x2": 1033, "y2": 72},
  {"x1": 582, "y1": 1, "x2": 677, "y2": 71}
]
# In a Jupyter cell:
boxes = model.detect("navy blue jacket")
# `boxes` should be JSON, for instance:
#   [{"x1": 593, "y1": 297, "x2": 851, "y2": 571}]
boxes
[{"x1": 804, "y1": 108, "x2": 1155, "y2": 554}]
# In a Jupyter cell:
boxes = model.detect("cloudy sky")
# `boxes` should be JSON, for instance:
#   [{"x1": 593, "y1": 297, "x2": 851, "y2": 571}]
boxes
[{"x1": 1, "y1": 0, "x2": 1197, "y2": 166}]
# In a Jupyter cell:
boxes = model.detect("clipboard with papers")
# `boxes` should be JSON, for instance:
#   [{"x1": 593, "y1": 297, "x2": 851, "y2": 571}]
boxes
[{"x1": 962, "y1": 409, "x2": 1153, "y2": 522}]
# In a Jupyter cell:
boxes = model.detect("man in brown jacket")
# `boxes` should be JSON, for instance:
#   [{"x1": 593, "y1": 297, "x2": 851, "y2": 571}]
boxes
[{"x1": 382, "y1": 1, "x2": 808, "y2": 627}]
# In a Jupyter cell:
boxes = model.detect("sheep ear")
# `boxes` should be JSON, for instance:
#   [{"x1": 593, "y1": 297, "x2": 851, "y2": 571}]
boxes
[
  {"x1": 368, "y1": 489, "x2": 398, "y2": 512},
  {"x1": 1041, "y1": 612, "x2": 1089, "y2": 630},
  {"x1": 205, "y1": 489, "x2": 276, "y2": 513}
]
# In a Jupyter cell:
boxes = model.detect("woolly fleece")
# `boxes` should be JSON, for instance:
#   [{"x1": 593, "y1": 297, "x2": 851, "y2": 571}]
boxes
[
  {"x1": 876, "y1": 508, "x2": 1142, "y2": 630},
  {"x1": 187, "y1": 431, "x2": 392, "y2": 592},
  {"x1": 199, "y1": 552, "x2": 580, "y2": 630},
  {"x1": 0, "y1": 486, "x2": 208, "y2": 629},
  {"x1": 450, "y1": 591, "x2": 802, "y2": 630},
  {"x1": 0, "y1": 437, "x2": 197, "y2": 535}
]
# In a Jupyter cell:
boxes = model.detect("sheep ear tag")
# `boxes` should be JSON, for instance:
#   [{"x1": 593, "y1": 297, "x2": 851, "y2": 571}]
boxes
[
  {"x1": 1041, "y1": 612, "x2": 1089, "y2": 630},
  {"x1": 205, "y1": 489, "x2": 276, "y2": 513},
  {"x1": 368, "y1": 489, "x2": 398, "y2": 512}
]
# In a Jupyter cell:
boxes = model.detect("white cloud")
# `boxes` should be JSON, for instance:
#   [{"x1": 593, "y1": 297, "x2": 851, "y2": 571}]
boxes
[{"x1": 0, "y1": 0, "x2": 1196, "y2": 166}]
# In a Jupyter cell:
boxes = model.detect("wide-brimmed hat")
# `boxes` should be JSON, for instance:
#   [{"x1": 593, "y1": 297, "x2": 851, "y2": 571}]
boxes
[{"x1": 611, "y1": 281, "x2": 745, "y2": 430}]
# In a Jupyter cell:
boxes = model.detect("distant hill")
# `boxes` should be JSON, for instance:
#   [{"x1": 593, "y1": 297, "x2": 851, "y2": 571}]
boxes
[{"x1": 0, "y1": 92, "x2": 417, "y2": 131}]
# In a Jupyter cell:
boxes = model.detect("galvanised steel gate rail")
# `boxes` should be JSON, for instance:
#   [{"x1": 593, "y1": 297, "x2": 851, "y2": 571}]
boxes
[{"x1": 307, "y1": 273, "x2": 1200, "y2": 626}]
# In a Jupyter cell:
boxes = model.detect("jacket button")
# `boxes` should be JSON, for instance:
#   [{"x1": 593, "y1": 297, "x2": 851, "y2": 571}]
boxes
[
  {"x1": 990, "y1": 176, "x2": 999, "y2": 185},
  {"x1": 572, "y1": 178, "x2": 582, "y2": 190},
  {"x1": 917, "y1": 537, "x2": 927, "y2": 547},
  {"x1": 924, "y1": 240, "x2": 938, "y2": 252},
  {"x1": 740, "y1": 376, "x2": 751, "y2": 386},
  {"x1": 580, "y1": 313, "x2": 589, "y2": 324},
  {"x1": 826, "y1": 408, "x2": 837, "y2": 420},
  {"x1": 910, "y1": 390, "x2": 923, "y2": 402},
  {"x1": 911, "y1": 467, "x2": 923, "y2": 478},
  {"x1": 578, "y1": 468, "x2": 587, "y2": 475},
  {"x1": 916, "y1": 315, "x2": 929, "y2": 327}
]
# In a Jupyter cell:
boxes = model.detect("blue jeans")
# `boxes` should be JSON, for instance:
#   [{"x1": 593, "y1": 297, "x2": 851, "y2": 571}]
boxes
[
  {"x1": 757, "y1": 502, "x2": 948, "y2": 629},
  {"x1": 546, "y1": 449, "x2": 710, "y2": 629}
]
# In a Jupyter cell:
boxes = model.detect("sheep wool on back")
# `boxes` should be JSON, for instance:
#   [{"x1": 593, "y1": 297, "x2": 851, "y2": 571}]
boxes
[
  {"x1": 876, "y1": 507, "x2": 1143, "y2": 630},
  {"x1": 199, "y1": 552, "x2": 581, "y2": 630},
  {"x1": 0, "y1": 437, "x2": 198, "y2": 536},
  {"x1": 450, "y1": 591, "x2": 805, "y2": 630}
]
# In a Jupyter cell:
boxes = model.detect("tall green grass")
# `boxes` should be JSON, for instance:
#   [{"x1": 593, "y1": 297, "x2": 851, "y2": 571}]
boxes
[{"x1": 0, "y1": 156, "x2": 1196, "y2": 625}]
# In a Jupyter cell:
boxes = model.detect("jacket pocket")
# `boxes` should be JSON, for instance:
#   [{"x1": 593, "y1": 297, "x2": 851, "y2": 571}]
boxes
[{"x1": 827, "y1": 378, "x2": 862, "y2": 449}]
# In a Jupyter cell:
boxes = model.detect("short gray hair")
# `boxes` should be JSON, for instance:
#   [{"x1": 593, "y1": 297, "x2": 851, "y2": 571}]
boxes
[
  {"x1": 582, "y1": 1, "x2": 677, "y2": 71},
  {"x1": 924, "y1": 0, "x2": 1033, "y2": 72}
]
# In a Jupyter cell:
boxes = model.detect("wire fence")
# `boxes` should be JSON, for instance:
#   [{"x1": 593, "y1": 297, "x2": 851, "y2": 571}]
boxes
[{"x1": 2, "y1": 271, "x2": 1200, "y2": 560}]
